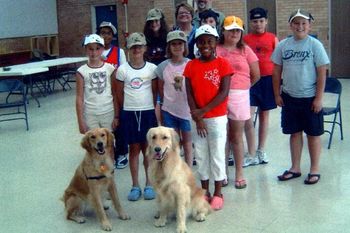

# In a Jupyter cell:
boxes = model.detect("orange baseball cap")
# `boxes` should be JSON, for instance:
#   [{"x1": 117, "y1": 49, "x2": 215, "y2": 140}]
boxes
[{"x1": 223, "y1": 16, "x2": 244, "y2": 31}]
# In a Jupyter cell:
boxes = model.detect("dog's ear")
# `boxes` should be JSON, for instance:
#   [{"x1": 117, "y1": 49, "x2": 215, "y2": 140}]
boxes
[
  {"x1": 146, "y1": 127, "x2": 155, "y2": 144},
  {"x1": 105, "y1": 128, "x2": 115, "y2": 147},
  {"x1": 171, "y1": 128, "x2": 180, "y2": 151},
  {"x1": 81, "y1": 131, "x2": 92, "y2": 152}
]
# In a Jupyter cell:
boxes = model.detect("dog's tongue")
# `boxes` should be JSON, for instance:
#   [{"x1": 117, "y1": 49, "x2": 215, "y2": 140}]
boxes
[{"x1": 154, "y1": 152, "x2": 162, "y2": 160}]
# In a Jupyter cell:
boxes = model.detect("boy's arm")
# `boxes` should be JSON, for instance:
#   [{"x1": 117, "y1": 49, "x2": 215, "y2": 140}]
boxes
[
  {"x1": 272, "y1": 64, "x2": 284, "y2": 107},
  {"x1": 312, "y1": 65, "x2": 328, "y2": 113},
  {"x1": 111, "y1": 70, "x2": 119, "y2": 129},
  {"x1": 75, "y1": 72, "x2": 88, "y2": 134}
]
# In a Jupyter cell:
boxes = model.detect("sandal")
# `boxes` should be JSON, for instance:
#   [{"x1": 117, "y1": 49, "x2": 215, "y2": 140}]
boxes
[
  {"x1": 128, "y1": 186, "x2": 142, "y2": 201},
  {"x1": 144, "y1": 186, "x2": 156, "y2": 200},
  {"x1": 210, "y1": 195, "x2": 224, "y2": 210},
  {"x1": 235, "y1": 179, "x2": 247, "y2": 189},
  {"x1": 304, "y1": 173, "x2": 321, "y2": 185},
  {"x1": 277, "y1": 170, "x2": 301, "y2": 181}
]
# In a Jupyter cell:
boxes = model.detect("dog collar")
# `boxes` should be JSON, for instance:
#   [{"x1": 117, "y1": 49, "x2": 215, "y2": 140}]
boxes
[{"x1": 84, "y1": 169, "x2": 114, "y2": 180}]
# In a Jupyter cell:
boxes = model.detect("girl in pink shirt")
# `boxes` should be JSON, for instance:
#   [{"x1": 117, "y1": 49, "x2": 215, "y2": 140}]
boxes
[{"x1": 216, "y1": 16, "x2": 259, "y2": 189}]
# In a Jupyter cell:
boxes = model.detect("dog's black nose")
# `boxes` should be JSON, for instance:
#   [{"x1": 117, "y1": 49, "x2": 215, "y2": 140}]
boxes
[
  {"x1": 154, "y1": 147, "x2": 161, "y2": 153},
  {"x1": 97, "y1": 142, "x2": 103, "y2": 148}
]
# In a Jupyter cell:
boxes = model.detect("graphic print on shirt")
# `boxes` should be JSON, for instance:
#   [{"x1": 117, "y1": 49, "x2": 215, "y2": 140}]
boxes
[
  {"x1": 89, "y1": 71, "x2": 107, "y2": 94},
  {"x1": 282, "y1": 49, "x2": 312, "y2": 63},
  {"x1": 130, "y1": 77, "x2": 144, "y2": 89},
  {"x1": 204, "y1": 68, "x2": 220, "y2": 88}
]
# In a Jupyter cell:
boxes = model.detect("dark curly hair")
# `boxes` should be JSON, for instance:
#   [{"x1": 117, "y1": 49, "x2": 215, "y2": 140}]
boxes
[{"x1": 143, "y1": 12, "x2": 169, "y2": 43}]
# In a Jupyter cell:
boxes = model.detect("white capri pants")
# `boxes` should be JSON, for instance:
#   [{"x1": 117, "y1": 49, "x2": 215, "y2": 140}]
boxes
[
  {"x1": 84, "y1": 110, "x2": 114, "y2": 131},
  {"x1": 192, "y1": 115, "x2": 227, "y2": 181}
]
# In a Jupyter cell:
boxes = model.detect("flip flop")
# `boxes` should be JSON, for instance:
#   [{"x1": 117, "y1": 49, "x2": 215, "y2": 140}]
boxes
[
  {"x1": 234, "y1": 179, "x2": 247, "y2": 189},
  {"x1": 277, "y1": 170, "x2": 302, "y2": 181},
  {"x1": 304, "y1": 173, "x2": 321, "y2": 185}
]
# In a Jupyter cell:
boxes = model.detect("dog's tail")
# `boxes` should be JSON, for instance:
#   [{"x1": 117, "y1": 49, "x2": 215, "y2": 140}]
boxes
[{"x1": 191, "y1": 187, "x2": 212, "y2": 221}]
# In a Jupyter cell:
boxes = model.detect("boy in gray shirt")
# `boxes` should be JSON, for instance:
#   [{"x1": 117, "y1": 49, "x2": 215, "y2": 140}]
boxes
[{"x1": 271, "y1": 9, "x2": 329, "y2": 185}]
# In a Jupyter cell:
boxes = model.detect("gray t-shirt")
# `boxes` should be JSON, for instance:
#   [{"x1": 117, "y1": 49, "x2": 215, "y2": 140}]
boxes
[{"x1": 271, "y1": 35, "x2": 330, "y2": 98}]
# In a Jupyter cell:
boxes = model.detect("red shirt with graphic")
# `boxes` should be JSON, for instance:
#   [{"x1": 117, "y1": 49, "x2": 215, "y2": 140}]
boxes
[
  {"x1": 184, "y1": 56, "x2": 233, "y2": 118},
  {"x1": 243, "y1": 32, "x2": 277, "y2": 76}
]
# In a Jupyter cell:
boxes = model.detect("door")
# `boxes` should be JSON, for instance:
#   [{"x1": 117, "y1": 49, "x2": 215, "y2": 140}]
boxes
[
  {"x1": 95, "y1": 5, "x2": 119, "y2": 46},
  {"x1": 246, "y1": 0, "x2": 276, "y2": 34},
  {"x1": 331, "y1": 0, "x2": 350, "y2": 78}
]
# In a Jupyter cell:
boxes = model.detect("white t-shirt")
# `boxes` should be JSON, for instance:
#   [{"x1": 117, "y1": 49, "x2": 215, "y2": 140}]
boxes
[
  {"x1": 116, "y1": 62, "x2": 157, "y2": 111},
  {"x1": 77, "y1": 62, "x2": 115, "y2": 115},
  {"x1": 155, "y1": 58, "x2": 191, "y2": 120},
  {"x1": 271, "y1": 35, "x2": 330, "y2": 98}
]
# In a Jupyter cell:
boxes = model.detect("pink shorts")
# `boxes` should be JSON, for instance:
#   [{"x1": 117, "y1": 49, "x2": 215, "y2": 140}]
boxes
[{"x1": 227, "y1": 89, "x2": 251, "y2": 121}]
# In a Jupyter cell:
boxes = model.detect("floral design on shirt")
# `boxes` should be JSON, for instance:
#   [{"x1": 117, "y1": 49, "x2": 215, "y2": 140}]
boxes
[{"x1": 204, "y1": 68, "x2": 220, "y2": 88}]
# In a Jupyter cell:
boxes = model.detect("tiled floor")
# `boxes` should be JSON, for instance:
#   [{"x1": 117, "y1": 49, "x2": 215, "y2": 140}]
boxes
[{"x1": 1, "y1": 79, "x2": 349, "y2": 233}]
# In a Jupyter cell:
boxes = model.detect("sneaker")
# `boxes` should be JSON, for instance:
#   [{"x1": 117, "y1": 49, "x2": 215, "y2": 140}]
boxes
[
  {"x1": 115, "y1": 155, "x2": 128, "y2": 169},
  {"x1": 243, "y1": 154, "x2": 259, "y2": 167},
  {"x1": 228, "y1": 157, "x2": 234, "y2": 166},
  {"x1": 256, "y1": 149, "x2": 269, "y2": 164}
]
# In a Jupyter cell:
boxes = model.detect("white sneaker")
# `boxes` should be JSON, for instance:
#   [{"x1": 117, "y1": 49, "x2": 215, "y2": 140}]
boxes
[
  {"x1": 243, "y1": 153, "x2": 259, "y2": 167},
  {"x1": 256, "y1": 150, "x2": 269, "y2": 164}
]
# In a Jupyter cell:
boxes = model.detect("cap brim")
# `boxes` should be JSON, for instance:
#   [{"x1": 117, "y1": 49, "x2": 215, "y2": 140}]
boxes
[
  {"x1": 224, "y1": 25, "x2": 244, "y2": 31},
  {"x1": 289, "y1": 13, "x2": 311, "y2": 23},
  {"x1": 146, "y1": 16, "x2": 161, "y2": 21},
  {"x1": 127, "y1": 42, "x2": 146, "y2": 49}
]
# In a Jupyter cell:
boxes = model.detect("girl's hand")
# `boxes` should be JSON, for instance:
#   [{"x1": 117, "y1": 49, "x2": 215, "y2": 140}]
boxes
[
  {"x1": 311, "y1": 97, "x2": 323, "y2": 113},
  {"x1": 196, "y1": 119, "x2": 208, "y2": 138},
  {"x1": 275, "y1": 95, "x2": 284, "y2": 107},
  {"x1": 191, "y1": 109, "x2": 205, "y2": 122}
]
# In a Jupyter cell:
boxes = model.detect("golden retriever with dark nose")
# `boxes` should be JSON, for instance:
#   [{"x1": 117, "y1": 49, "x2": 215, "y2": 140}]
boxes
[
  {"x1": 62, "y1": 128, "x2": 129, "y2": 231},
  {"x1": 146, "y1": 126, "x2": 211, "y2": 233}
]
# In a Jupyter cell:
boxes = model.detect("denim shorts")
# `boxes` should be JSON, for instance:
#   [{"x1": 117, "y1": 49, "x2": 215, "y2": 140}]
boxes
[
  {"x1": 250, "y1": 75, "x2": 277, "y2": 111},
  {"x1": 281, "y1": 92, "x2": 324, "y2": 136},
  {"x1": 121, "y1": 110, "x2": 158, "y2": 144},
  {"x1": 162, "y1": 110, "x2": 191, "y2": 132}
]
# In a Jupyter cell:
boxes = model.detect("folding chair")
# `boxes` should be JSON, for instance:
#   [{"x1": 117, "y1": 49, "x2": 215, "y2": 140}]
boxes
[
  {"x1": 0, "y1": 79, "x2": 29, "y2": 130},
  {"x1": 323, "y1": 77, "x2": 343, "y2": 149}
]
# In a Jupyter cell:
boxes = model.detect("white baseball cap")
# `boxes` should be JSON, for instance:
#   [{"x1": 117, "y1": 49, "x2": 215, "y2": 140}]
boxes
[
  {"x1": 288, "y1": 9, "x2": 314, "y2": 23},
  {"x1": 99, "y1": 21, "x2": 117, "y2": 35},
  {"x1": 195, "y1": 24, "x2": 219, "y2": 39},
  {"x1": 83, "y1": 34, "x2": 104, "y2": 46}
]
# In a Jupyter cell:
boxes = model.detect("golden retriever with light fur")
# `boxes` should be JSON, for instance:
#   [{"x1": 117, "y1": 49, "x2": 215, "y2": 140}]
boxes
[
  {"x1": 146, "y1": 126, "x2": 211, "y2": 233},
  {"x1": 62, "y1": 128, "x2": 129, "y2": 231}
]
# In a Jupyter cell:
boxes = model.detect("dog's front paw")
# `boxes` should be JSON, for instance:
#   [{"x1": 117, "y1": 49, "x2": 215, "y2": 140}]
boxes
[
  {"x1": 154, "y1": 218, "x2": 166, "y2": 227},
  {"x1": 118, "y1": 211, "x2": 130, "y2": 220},
  {"x1": 177, "y1": 225, "x2": 187, "y2": 233},
  {"x1": 70, "y1": 215, "x2": 86, "y2": 224},
  {"x1": 194, "y1": 212, "x2": 206, "y2": 222},
  {"x1": 101, "y1": 220, "x2": 112, "y2": 231}
]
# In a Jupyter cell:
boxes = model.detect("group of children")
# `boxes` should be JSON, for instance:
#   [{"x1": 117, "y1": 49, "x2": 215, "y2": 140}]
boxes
[{"x1": 75, "y1": 7, "x2": 329, "y2": 210}]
